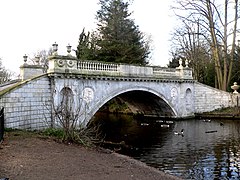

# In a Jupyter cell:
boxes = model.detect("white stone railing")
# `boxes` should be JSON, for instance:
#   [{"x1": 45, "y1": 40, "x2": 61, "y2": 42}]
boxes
[
  {"x1": 46, "y1": 55, "x2": 193, "y2": 80},
  {"x1": 78, "y1": 61, "x2": 119, "y2": 72}
]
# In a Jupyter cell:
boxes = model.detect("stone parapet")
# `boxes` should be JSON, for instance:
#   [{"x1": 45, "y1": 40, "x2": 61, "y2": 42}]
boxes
[
  {"x1": 20, "y1": 64, "x2": 44, "y2": 81},
  {"x1": 47, "y1": 55, "x2": 193, "y2": 80}
]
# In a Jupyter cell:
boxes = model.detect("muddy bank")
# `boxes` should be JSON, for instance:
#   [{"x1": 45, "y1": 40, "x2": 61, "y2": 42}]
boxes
[{"x1": 0, "y1": 131, "x2": 180, "y2": 180}]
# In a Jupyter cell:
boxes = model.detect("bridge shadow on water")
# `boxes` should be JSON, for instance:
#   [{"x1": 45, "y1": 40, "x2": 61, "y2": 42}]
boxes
[{"x1": 91, "y1": 112, "x2": 240, "y2": 180}]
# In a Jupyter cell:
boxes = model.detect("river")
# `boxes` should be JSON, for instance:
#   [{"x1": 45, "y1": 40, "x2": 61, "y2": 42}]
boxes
[{"x1": 92, "y1": 113, "x2": 240, "y2": 179}]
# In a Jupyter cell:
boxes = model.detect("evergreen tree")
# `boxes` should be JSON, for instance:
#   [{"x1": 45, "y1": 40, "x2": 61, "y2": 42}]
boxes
[
  {"x1": 76, "y1": 28, "x2": 99, "y2": 60},
  {"x1": 76, "y1": 28, "x2": 90, "y2": 60},
  {"x1": 96, "y1": 0, "x2": 150, "y2": 65}
]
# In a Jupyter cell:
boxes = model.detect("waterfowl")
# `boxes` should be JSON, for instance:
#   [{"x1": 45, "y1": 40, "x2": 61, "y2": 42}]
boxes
[
  {"x1": 161, "y1": 124, "x2": 170, "y2": 128},
  {"x1": 140, "y1": 123, "x2": 149, "y2": 126},
  {"x1": 174, "y1": 129, "x2": 184, "y2": 135},
  {"x1": 220, "y1": 122, "x2": 224, "y2": 126},
  {"x1": 156, "y1": 120, "x2": 164, "y2": 123},
  {"x1": 203, "y1": 119, "x2": 211, "y2": 122}
]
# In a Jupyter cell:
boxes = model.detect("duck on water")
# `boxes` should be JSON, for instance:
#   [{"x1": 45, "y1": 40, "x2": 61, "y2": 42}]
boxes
[{"x1": 174, "y1": 129, "x2": 184, "y2": 135}]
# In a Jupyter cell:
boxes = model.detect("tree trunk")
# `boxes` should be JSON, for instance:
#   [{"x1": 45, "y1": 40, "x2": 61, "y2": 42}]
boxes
[{"x1": 227, "y1": 0, "x2": 238, "y2": 87}]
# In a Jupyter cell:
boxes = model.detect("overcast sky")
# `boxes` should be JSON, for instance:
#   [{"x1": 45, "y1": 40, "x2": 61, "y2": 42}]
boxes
[{"x1": 0, "y1": 0, "x2": 175, "y2": 75}]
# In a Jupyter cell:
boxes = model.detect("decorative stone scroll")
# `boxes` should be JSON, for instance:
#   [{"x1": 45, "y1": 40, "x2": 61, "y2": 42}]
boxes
[
  {"x1": 57, "y1": 59, "x2": 65, "y2": 67},
  {"x1": 67, "y1": 60, "x2": 75, "y2": 68}
]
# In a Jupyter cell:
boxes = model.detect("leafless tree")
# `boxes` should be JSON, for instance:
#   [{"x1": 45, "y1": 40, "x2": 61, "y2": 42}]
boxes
[
  {"x1": 0, "y1": 58, "x2": 12, "y2": 84},
  {"x1": 170, "y1": 20, "x2": 212, "y2": 82},
  {"x1": 29, "y1": 48, "x2": 53, "y2": 73},
  {"x1": 50, "y1": 82, "x2": 102, "y2": 146},
  {"x1": 172, "y1": 0, "x2": 239, "y2": 90}
]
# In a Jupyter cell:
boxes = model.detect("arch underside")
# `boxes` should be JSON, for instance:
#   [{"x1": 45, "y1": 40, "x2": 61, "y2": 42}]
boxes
[{"x1": 93, "y1": 90, "x2": 176, "y2": 120}]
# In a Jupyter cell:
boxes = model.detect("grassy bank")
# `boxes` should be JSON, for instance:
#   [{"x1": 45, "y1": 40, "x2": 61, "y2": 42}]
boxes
[{"x1": 195, "y1": 107, "x2": 240, "y2": 119}]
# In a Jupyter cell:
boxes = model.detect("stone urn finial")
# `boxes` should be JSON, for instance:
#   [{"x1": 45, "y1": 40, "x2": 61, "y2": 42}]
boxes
[
  {"x1": 231, "y1": 82, "x2": 239, "y2": 94},
  {"x1": 185, "y1": 59, "x2": 189, "y2": 68},
  {"x1": 35, "y1": 55, "x2": 40, "y2": 64},
  {"x1": 178, "y1": 58, "x2": 183, "y2": 69},
  {"x1": 66, "y1": 44, "x2": 72, "y2": 55},
  {"x1": 52, "y1": 42, "x2": 58, "y2": 55},
  {"x1": 23, "y1": 54, "x2": 28, "y2": 64}
]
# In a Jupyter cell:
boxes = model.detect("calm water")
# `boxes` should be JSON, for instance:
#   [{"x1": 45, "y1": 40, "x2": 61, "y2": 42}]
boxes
[{"x1": 93, "y1": 113, "x2": 240, "y2": 180}]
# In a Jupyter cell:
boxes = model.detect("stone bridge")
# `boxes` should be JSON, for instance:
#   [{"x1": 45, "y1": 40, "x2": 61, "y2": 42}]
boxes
[{"x1": 0, "y1": 45, "x2": 237, "y2": 129}]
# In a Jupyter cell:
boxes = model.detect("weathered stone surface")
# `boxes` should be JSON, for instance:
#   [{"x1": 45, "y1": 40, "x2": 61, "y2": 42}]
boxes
[
  {"x1": 20, "y1": 64, "x2": 44, "y2": 81},
  {"x1": 0, "y1": 76, "x2": 52, "y2": 129},
  {"x1": 194, "y1": 82, "x2": 234, "y2": 113},
  {"x1": 0, "y1": 55, "x2": 236, "y2": 129}
]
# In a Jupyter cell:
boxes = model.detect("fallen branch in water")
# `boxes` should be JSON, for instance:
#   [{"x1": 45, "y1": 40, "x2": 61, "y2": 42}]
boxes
[{"x1": 205, "y1": 130, "x2": 217, "y2": 133}]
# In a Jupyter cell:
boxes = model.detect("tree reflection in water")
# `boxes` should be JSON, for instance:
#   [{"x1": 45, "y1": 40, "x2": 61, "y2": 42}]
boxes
[{"x1": 92, "y1": 113, "x2": 240, "y2": 179}]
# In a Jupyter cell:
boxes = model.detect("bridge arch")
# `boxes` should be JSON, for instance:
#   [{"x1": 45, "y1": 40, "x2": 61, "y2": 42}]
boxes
[
  {"x1": 0, "y1": 52, "x2": 235, "y2": 130},
  {"x1": 86, "y1": 86, "x2": 178, "y2": 125}
]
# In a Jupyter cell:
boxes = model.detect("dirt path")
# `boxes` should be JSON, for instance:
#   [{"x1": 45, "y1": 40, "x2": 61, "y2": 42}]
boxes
[{"x1": 0, "y1": 131, "x2": 181, "y2": 180}]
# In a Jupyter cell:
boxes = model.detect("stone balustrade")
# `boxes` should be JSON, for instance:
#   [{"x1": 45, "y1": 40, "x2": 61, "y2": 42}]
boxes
[
  {"x1": 19, "y1": 43, "x2": 193, "y2": 80},
  {"x1": 78, "y1": 61, "x2": 119, "y2": 72},
  {"x1": 46, "y1": 55, "x2": 193, "y2": 80}
]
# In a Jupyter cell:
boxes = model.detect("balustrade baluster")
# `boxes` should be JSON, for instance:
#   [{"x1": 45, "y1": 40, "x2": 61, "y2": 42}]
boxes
[
  {"x1": 101, "y1": 64, "x2": 104, "y2": 71},
  {"x1": 81, "y1": 62, "x2": 83, "y2": 69}
]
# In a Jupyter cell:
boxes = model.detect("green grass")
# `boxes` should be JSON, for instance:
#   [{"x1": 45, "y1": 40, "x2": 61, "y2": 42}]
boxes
[
  {"x1": 41, "y1": 128, "x2": 65, "y2": 138},
  {"x1": 3, "y1": 128, "x2": 65, "y2": 140},
  {"x1": 206, "y1": 107, "x2": 240, "y2": 114}
]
